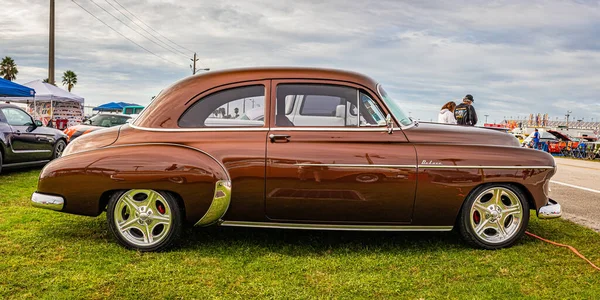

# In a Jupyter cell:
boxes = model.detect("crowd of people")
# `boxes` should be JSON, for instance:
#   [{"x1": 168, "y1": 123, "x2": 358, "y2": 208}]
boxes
[{"x1": 437, "y1": 94, "x2": 478, "y2": 126}]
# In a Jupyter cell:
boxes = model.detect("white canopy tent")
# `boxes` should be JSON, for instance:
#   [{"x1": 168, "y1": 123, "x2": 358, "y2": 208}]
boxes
[{"x1": 0, "y1": 80, "x2": 85, "y2": 127}]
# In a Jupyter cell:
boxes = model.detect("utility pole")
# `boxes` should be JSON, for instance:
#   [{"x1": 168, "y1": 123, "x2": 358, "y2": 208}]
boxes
[
  {"x1": 484, "y1": 115, "x2": 489, "y2": 123},
  {"x1": 191, "y1": 52, "x2": 198, "y2": 75},
  {"x1": 48, "y1": 0, "x2": 55, "y2": 84},
  {"x1": 190, "y1": 52, "x2": 209, "y2": 75}
]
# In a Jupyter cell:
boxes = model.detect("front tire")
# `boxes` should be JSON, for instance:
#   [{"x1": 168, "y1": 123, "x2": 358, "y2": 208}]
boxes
[
  {"x1": 458, "y1": 184, "x2": 529, "y2": 249},
  {"x1": 106, "y1": 189, "x2": 183, "y2": 251}
]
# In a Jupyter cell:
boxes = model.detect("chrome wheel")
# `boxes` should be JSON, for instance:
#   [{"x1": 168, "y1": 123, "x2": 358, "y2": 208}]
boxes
[
  {"x1": 113, "y1": 189, "x2": 173, "y2": 247},
  {"x1": 54, "y1": 140, "x2": 66, "y2": 158},
  {"x1": 469, "y1": 187, "x2": 524, "y2": 244}
]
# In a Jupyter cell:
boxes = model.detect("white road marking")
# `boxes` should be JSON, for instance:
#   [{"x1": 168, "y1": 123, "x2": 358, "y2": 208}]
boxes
[{"x1": 550, "y1": 180, "x2": 600, "y2": 194}]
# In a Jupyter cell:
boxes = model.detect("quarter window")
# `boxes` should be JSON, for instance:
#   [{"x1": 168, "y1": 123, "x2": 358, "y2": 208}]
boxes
[{"x1": 179, "y1": 85, "x2": 265, "y2": 128}]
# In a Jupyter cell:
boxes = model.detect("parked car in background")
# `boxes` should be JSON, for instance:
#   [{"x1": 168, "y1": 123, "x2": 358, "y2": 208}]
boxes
[
  {"x1": 31, "y1": 67, "x2": 562, "y2": 252},
  {"x1": 63, "y1": 113, "x2": 131, "y2": 142},
  {"x1": 0, "y1": 103, "x2": 67, "y2": 173}
]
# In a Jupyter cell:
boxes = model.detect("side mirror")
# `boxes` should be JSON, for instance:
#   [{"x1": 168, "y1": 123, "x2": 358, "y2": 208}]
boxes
[
  {"x1": 35, "y1": 120, "x2": 43, "y2": 127},
  {"x1": 386, "y1": 114, "x2": 394, "y2": 134}
]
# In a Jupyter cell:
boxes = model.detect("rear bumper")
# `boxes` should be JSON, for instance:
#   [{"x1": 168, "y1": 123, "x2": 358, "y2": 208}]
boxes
[
  {"x1": 538, "y1": 198, "x2": 562, "y2": 219},
  {"x1": 31, "y1": 192, "x2": 64, "y2": 211}
]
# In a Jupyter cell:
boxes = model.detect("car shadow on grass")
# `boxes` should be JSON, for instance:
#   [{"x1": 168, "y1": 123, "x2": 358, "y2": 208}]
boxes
[{"x1": 40, "y1": 213, "x2": 543, "y2": 254}]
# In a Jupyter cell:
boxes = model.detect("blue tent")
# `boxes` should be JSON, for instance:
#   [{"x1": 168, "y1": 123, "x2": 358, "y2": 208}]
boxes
[
  {"x1": 93, "y1": 102, "x2": 139, "y2": 111},
  {"x1": 0, "y1": 78, "x2": 35, "y2": 97}
]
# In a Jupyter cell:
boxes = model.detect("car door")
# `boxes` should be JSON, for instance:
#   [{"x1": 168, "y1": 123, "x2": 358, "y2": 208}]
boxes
[
  {"x1": 265, "y1": 80, "x2": 417, "y2": 223},
  {"x1": 0, "y1": 107, "x2": 52, "y2": 162}
]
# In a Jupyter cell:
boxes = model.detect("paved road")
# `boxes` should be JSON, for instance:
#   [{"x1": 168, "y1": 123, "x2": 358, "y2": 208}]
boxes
[{"x1": 549, "y1": 158, "x2": 600, "y2": 232}]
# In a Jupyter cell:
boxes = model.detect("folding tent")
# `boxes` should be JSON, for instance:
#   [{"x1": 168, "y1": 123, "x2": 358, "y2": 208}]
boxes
[{"x1": 0, "y1": 78, "x2": 35, "y2": 98}]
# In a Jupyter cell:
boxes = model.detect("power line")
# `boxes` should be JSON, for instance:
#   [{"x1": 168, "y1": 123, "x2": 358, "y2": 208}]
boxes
[
  {"x1": 102, "y1": 0, "x2": 189, "y2": 57},
  {"x1": 88, "y1": 0, "x2": 187, "y2": 59},
  {"x1": 70, "y1": 0, "x2": 184, "y2": 66},
  {"x1": 112, "y1": 0, "x2": 195, "y2": 54}
]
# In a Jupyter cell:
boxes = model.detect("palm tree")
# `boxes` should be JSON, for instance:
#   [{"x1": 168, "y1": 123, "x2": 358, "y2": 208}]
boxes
[
  {"x1": 0, "y1": 56, "x2": 18, "y2": 81},
  {"x1": 62, "y1": 70, "x2": 77, "y2": 92}
]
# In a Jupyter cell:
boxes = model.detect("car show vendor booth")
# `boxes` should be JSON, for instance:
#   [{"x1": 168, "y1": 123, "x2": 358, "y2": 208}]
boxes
[{"x1": 0, "y1": 80, "x2": 84, "y2": 128}]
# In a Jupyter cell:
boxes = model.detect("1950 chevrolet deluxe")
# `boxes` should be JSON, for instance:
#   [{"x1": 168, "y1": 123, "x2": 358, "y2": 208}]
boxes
[{"x1": 31, "y1": 67, "x2": 562, "y2": 251}]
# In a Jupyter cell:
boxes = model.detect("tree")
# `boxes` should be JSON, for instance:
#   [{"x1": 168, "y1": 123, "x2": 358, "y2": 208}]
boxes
[
  {"x1": 0, "y1": 56, "x2": 18, "y2": 81},
  {"x1": 62, "y1": 70, "x2": 77, "y2": 92},
  {"x1": 43, "y1": 78, "x2": 56, "y2": 85}
]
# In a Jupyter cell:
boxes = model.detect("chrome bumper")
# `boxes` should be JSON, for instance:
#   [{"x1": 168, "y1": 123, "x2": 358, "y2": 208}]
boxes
[
  {"x1": 31, "y1": 192, "x2": 64, "y2": 211},
  {"x1": 538, "y1": 198, "x2": 562, "y2": 219}
]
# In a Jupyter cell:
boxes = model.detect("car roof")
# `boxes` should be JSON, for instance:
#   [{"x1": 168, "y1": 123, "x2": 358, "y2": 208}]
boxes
[{"x1": 135, "y1": 67, "x2": 380, "y2": 128}]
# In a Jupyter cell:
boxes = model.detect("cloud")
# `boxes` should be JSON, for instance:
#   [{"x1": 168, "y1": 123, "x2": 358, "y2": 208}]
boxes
[{"x1": 0, "y1": 0, "x2": 599, "y2": 123}]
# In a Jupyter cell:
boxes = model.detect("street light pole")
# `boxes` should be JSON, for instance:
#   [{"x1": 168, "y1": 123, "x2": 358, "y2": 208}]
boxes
[
  {"x1": 484, "y1": 115, "x2": 489, "y2": 123},
  {"x1": 565, "y1": 110, "x2": 572, "y2": 130},
  {"x1": 49, "y1": 0, "x2": 55, "y2": 84},
  {"x1": 190, "y1": 52, "x2": 210, "y2": 75}
]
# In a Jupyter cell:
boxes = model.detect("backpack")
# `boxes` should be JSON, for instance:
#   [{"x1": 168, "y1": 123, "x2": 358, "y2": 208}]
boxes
[{"x1": 454, "y1": 104, "x2": 470, "y2": 125}]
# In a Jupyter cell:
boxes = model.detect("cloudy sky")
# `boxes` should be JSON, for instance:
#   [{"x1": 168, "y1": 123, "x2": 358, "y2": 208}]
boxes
[{"x1": 1, "y1": 0, "x2": 599, "y2": 123}]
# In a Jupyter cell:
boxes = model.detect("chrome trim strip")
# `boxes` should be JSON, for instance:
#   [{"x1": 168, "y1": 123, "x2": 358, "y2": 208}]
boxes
[
  {"x1": 130, "y1": 123, "x2": 399, "y2": 132},
  {"x1": 3, "y1": 160, "x2": 50, "y2": 168},
  {"x1": 220, "y1": 221, "x2": 453, "y2": 231},
  {"x1": 418, "y1": 165, "x2": 555, "y2": 170},
  {"x1": 269, "y1": 127, "x2": 395, "y2": 132},
  {"x1": 195, "y1": 180, "x2": 232, "y2": 226},
  {"x1": 295, "y1": 163, "x2": 416, "y2": 168},
  {"x1": 129, "y1": 123, "x2": 268, "y2": 132},
  {"x1": 295, "y1": 163, "x2": 555, "y2": 170},
  {"x1": 11, "y1": 149, "x2": 51, "y2": 153},
  {"x1": 31, "y1": 192, "x2": 64, "y2": 211},
  {"x1": 538, "y1": 198, "x2": 562, "y2": 219}
]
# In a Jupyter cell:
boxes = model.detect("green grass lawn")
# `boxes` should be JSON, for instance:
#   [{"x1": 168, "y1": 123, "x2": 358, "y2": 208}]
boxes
[{"x1": 1, "y1": 169, "x2": 599, "y2": 299}]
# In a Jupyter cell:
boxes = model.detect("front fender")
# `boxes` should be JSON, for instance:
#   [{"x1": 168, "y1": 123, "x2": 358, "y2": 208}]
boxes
[{"x1": 37, "y1": 143, "x2": 229, "y2": 224}]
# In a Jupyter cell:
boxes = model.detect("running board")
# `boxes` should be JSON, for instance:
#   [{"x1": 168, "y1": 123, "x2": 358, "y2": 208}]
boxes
[{"x1": 219, "y1": 221, "x2": 453, "y2": 231}]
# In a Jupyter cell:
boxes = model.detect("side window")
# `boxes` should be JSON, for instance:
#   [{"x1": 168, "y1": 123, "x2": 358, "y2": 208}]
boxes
[
  {"x1": 276, "y1": 84, "x2": 358, "y2": 127},
  {"x1": 1, "y1": 108, "x2": 33, "y2": 126},
  {"x1": 359, "y1": 92, "x2": 386, "y2": 126},
  {"x1": 179, "y1": 85, "x2": 265, "y2": 128}
]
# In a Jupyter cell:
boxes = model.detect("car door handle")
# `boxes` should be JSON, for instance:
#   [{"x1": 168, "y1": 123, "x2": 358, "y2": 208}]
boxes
[
  {"x1": 269, "y1": 134, "x2": 291, "y2": 143},
  {"x1": 14, "y1": 130, "x2": 21, "y2": 135}
]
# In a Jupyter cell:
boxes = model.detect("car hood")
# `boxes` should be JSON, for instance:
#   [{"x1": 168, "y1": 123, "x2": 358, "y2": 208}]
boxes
[{"x1": 402, "y1": 123, "x2": 519, "y2": 147}]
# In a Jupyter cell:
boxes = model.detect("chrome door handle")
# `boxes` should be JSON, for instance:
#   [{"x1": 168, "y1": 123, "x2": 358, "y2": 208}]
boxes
[{"x1": 269, "y1": 134, "x2": 291, "y2": 143}]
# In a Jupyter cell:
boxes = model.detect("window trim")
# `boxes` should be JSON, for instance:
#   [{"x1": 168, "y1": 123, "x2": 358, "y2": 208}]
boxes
[{"x1": 177, "y1": 83, "x2": 268, "y2": 129}]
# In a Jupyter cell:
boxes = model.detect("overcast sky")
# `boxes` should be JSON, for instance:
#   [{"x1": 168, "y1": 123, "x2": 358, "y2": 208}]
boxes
[{"x1": 1, "y1": 0, "x2": 599, "y2": 123}]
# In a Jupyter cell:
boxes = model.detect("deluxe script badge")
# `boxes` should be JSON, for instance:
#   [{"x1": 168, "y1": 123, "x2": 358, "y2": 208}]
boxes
[{"x1": 421, "y1": 160, "x2": 442, "y2": 165}]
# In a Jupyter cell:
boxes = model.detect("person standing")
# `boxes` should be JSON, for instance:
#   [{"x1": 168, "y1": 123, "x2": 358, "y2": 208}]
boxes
[
  {"x1": 532, "y1": 128, "x2": 540, "y2": 150},
  {"x1": 454, "y1": 94, "x2": 478, "y2": 126},
  {"x1": 438, "y1": 101, "x2": 457, "y2": 124}
]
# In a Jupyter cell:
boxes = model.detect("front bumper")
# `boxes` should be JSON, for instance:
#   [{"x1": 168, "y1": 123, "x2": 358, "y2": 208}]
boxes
[
  {"x1": 538, "y1": 198, "x2": 562, "y2": 219},
  {"x1": 31, "y1": 192, "x2": 64, "y2": 211}
]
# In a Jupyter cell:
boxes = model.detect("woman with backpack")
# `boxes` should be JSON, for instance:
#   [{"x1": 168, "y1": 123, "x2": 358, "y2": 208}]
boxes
[{"x1": 438, "y1": 101, "x2": 457, "y2": 124}]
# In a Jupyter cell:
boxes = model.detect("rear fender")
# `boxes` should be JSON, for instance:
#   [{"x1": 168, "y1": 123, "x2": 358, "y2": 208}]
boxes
[{"x1": 37, "y1": 143, "x2": 230, "y2": 225}]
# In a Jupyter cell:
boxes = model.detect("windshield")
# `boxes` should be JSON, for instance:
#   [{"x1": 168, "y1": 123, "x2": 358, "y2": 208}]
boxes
[
  {"x1": 377, "y1": 85, "x2": 413, "y2": 127},
  {"x1": 85, "y1": 114, "x2": 131, "y2": 127}
]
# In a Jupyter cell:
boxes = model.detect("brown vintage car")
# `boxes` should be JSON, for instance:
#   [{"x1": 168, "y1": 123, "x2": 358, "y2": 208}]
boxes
[{"x1": 31, "y1": 67, "x2": 562, "y2": 251}]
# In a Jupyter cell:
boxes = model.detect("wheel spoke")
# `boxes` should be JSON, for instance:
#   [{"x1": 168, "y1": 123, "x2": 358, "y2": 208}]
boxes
[
  {"x1": 475, "y1": 219, "x2": 490, "y2": 236},
  {"x1": 495, "y1": 222, "x2": 508, "y2": 238},
  {"x1": 119, "y1": 217, "x2": 139, "y2": 232},
  {"x1": 473, "y1": 202, "x2": 488, "y2": 213},
  {"x1": 503, "y1": 206, "x2": 521, "y2": 217},
  {"x1": 493, "y1": 189, "x2": 503, "y2": 205},
  {"x1": 142, "y1": 224, "x2": 154, "y2": 244},
  {"x1": 144, "y1": 191, "x2": 159, "y2": 207},
  {"x1": 122, "y1": 194, "x2": 139, "y2": 211},
  {"x1": 152, "y1": 214, "x2": 171, "y2": 223}
]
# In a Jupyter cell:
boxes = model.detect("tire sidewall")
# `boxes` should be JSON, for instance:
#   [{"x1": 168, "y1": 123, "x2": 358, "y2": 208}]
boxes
[
  {"x1": 106, "y1": 190, "x2": 183, "y2": 252},
  {"x1": 459, "y1": 184, "x2": 530, "y2": 249}
]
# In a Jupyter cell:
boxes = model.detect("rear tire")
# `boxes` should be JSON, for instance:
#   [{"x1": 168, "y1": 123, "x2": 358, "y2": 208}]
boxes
[
  {"x1": 106, "y1": 189, "x2": 183, "y2": 251},
  {"x1": 52, "y1": 140, "x2": 66, "y2": 159},
  {"x1": 458, "y1": 184, "x2": 529, "y2": 250}
]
